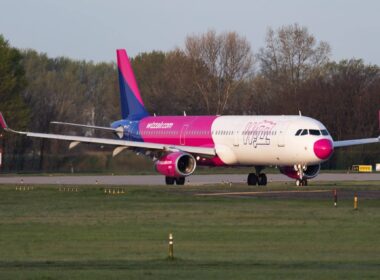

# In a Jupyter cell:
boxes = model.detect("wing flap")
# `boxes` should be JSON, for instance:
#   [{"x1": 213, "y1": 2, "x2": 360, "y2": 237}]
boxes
[{"x1": 51, "y1": 121, "x2": 118, "y2": 132}]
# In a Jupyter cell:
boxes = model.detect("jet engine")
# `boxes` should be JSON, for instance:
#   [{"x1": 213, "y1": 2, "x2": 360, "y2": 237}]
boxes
[
  {"x1": 155, "y1": 152, "x2": 196, "y2": 177},
  {"x1": 279, "y1": 164, "x2": 320, "y2": 179}
]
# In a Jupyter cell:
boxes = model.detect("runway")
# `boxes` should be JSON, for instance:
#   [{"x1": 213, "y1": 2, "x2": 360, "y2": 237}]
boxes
[{"x1": 0, "y1": 173, "x2": 379, "y2": 185}]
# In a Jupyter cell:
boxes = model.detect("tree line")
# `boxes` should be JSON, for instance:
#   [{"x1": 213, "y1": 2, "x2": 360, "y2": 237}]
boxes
[{"x1": 0, "y1": 24, "x2": 379, "y2": 173}]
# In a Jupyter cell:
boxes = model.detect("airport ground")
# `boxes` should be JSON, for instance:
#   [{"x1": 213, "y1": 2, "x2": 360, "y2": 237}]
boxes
[
  {"x1": 1, "y1": 172, "x2": 380, "y2": 185},
  {"x1": 0, "y1": 180, "x2": 379, "y2": 279}
]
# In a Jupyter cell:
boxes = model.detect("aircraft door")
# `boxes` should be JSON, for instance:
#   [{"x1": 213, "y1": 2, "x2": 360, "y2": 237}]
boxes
[
  {"x1": 233, "y1": 130, "x2": 239, "y2": 147},
  {"x1": 233, "y1": 121, "x2": 240, "y2": 147},
  {"x1": 277, "y1": 121, "x2": 290, "y2": 147},
  {"x1": 180, "y1": 125, "x2": 189, "y2": 145}
]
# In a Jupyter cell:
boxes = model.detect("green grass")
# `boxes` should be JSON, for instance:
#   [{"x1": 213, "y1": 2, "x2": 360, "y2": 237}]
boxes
[{"x1": 0, "y1": 182, "x2": 379, "y2": 279}]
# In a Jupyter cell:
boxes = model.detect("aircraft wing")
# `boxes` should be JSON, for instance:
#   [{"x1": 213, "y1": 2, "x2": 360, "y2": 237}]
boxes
[
  {"x1": 334, "y1": 137, "x2": 380, "y2": 148},
  {"x1": 0, "y1": 113, "x2": 215, "y2": 157}
]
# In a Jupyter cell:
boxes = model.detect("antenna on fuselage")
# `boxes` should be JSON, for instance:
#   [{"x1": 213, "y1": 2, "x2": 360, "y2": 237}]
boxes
[
  {"x1": 153, "y1": 113, "x2": 156, "y2": 117},
  {"x1": 183, "y1": 111, "x2": 187, "y2": 116},
  {"x1": 298, "y1": 110, "x2": 302, "y2": 116}
]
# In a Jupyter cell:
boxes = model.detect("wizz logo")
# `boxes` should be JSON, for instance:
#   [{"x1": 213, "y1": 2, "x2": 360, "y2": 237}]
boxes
[{"x1": 243, "y1": 121, "x2": 276, "y2": 148}]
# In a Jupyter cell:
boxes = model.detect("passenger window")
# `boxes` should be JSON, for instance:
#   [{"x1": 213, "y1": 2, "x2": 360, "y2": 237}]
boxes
[
  {"x1": 321, "y1": 129, "x2": 329, "y2": 136},
  {"x1": 295, "y1": 129, "x2": 302, "y2": 136},
  {"x1": 309, "y1": 129, "x2": 321, "y2": 136},
  {"x1": 301, "y1": 129, "x2": 308, "y2": 136}
]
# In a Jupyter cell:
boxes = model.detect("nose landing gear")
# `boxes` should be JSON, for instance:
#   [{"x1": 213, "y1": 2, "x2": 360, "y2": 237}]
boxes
[
  {"x1": 294, "y1": 164, "x2": 308, "y2": 186},
  {"x1": 295, "y1": 178, "x2": 308, "y2": 186}
]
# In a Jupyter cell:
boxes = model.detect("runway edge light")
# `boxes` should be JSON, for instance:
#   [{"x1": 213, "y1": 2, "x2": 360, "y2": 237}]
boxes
[
  {"x1": 333, "y1": 189, "x2": 337, "y2": 207},
  {"x1": 168, "y1": 233, "x2": 174, "y2": 260},
  {"x1": 354, "y1": 193, "x2": 358, "y2": 210}
]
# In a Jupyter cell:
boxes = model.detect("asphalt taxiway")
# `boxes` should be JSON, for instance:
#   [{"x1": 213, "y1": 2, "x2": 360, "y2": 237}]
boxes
[{"x1": 0, "y1": 173, "x2": 379, "y2": 185}]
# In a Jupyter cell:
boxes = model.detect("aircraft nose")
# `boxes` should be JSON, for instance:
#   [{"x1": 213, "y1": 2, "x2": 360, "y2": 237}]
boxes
[{"x1": 313, "y1": 139, "x2": 333, "y2": 160}]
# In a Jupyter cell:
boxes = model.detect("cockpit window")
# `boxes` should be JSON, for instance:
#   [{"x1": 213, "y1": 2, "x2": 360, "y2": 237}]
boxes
[
  {"x1": 309, "y1": 129, "x2": 321, "y2": 136},
  {"x1": 296, "y1": 129, "x2": 330, "y2": 136},
  {"x1": 321, "y1": 129, "x2": 329, "y2": 136}
]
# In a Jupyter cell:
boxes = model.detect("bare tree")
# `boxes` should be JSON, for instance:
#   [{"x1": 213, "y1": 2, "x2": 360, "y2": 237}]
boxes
[
  {"x1": 258, "y1": 24, "x2": 330, "y2": 86},
  {"x1": 185, "y1": 30, "x2": 254, "y2": 114},
  {"x1": 255, "y1": 24, "x2": 331, "y2": 114}
]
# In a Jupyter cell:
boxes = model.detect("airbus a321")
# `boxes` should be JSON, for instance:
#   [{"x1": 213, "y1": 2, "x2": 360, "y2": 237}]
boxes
[{"x1": 1, "y1": 49, "x2": 379, "y2": 186}]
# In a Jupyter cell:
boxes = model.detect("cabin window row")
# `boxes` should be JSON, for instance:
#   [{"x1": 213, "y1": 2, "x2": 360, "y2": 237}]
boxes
[
  {"x1": 242, "y1": 130, "x2": 277, "y2": 136},
  {"x1": 137, "y1": 130, "x2": 210, "y2": 136},
  {"x1": 138, "y1": 130, "x2": 179, "y2": 135},
  {"x1": 213, "y1": 130, "x2": 234, "y2": 136}
]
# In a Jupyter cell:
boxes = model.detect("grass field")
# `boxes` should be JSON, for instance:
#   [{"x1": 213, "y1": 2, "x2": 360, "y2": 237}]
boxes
[{"x1": 0, "y1": 181, "x2": 379, "y2": 279}]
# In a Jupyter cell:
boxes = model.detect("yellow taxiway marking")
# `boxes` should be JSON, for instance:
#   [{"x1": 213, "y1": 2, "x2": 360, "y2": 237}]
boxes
[{"x1": 195, "y1": 190, "x2": 331, "y2": 196}]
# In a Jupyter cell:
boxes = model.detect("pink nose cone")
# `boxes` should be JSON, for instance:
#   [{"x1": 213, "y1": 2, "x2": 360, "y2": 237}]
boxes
[{"x1": 314, "y1": 139, "x2": 334, "y2": 160}]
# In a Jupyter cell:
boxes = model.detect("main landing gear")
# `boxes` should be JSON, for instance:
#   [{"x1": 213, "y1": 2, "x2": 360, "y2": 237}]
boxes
[
  {"x1": 165, "y1": 176, "x2": 185, "y2": 185},
  {"x1": 247, "y1": 167, "x2": 267, "y2": 186}
]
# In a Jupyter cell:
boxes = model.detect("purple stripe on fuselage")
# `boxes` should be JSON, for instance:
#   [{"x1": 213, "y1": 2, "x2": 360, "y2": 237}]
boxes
[{"x1": 138, "y1": 116, "x2": 218, "y2": 147}]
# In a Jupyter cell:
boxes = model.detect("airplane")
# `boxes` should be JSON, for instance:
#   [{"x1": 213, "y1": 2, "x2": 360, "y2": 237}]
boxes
[{"x1": 0, "y1": 49, "x2": 379, "y2": 186}]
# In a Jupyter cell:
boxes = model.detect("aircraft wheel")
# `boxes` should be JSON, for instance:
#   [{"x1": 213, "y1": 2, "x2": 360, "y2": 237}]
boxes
[
  {"x1": 296, "y1": 179, "x2": 307, "y2": 186},
  {"x1": 247, "y1": 173, "x2": 258, "y2": 186},
  {"x1": 258, "y1": 173, "x2": 267, "y2": 186},
  {"x1": 165, "y1": 177, "x2": 175, "y2": 185},
  {"x1": 175, "y1": 177, "x2": 185, "y2": 185}
]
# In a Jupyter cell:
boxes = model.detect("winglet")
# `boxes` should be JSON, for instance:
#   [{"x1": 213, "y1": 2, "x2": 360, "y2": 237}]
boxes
[{"x1": 0, "y1": 112, "x2": 8, "y2": 130}]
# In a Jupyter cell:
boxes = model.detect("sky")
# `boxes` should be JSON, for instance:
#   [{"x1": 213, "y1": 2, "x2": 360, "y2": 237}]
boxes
[{"x1": 1, "y1": 0, "x2": 380, "y2": 64}]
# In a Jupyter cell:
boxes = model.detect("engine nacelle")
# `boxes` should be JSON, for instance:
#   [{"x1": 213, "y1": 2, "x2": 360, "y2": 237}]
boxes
[
  {"x1": 279, "y1": 164, "x2": 321, "y2": 179},
  {"x1": 155, "y1": 152, "x2": 196, "y2": 177}
]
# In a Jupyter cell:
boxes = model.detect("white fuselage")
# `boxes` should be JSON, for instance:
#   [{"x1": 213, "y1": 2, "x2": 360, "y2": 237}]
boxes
[{"x1": 210, "y1": 116, "x2": 333, "y2": 166}]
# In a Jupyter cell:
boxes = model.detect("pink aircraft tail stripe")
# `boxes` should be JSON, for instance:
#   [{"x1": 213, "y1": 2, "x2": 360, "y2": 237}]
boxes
[{"x1": 116, "y1": 49, "x2": 144, "y2": 106}]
